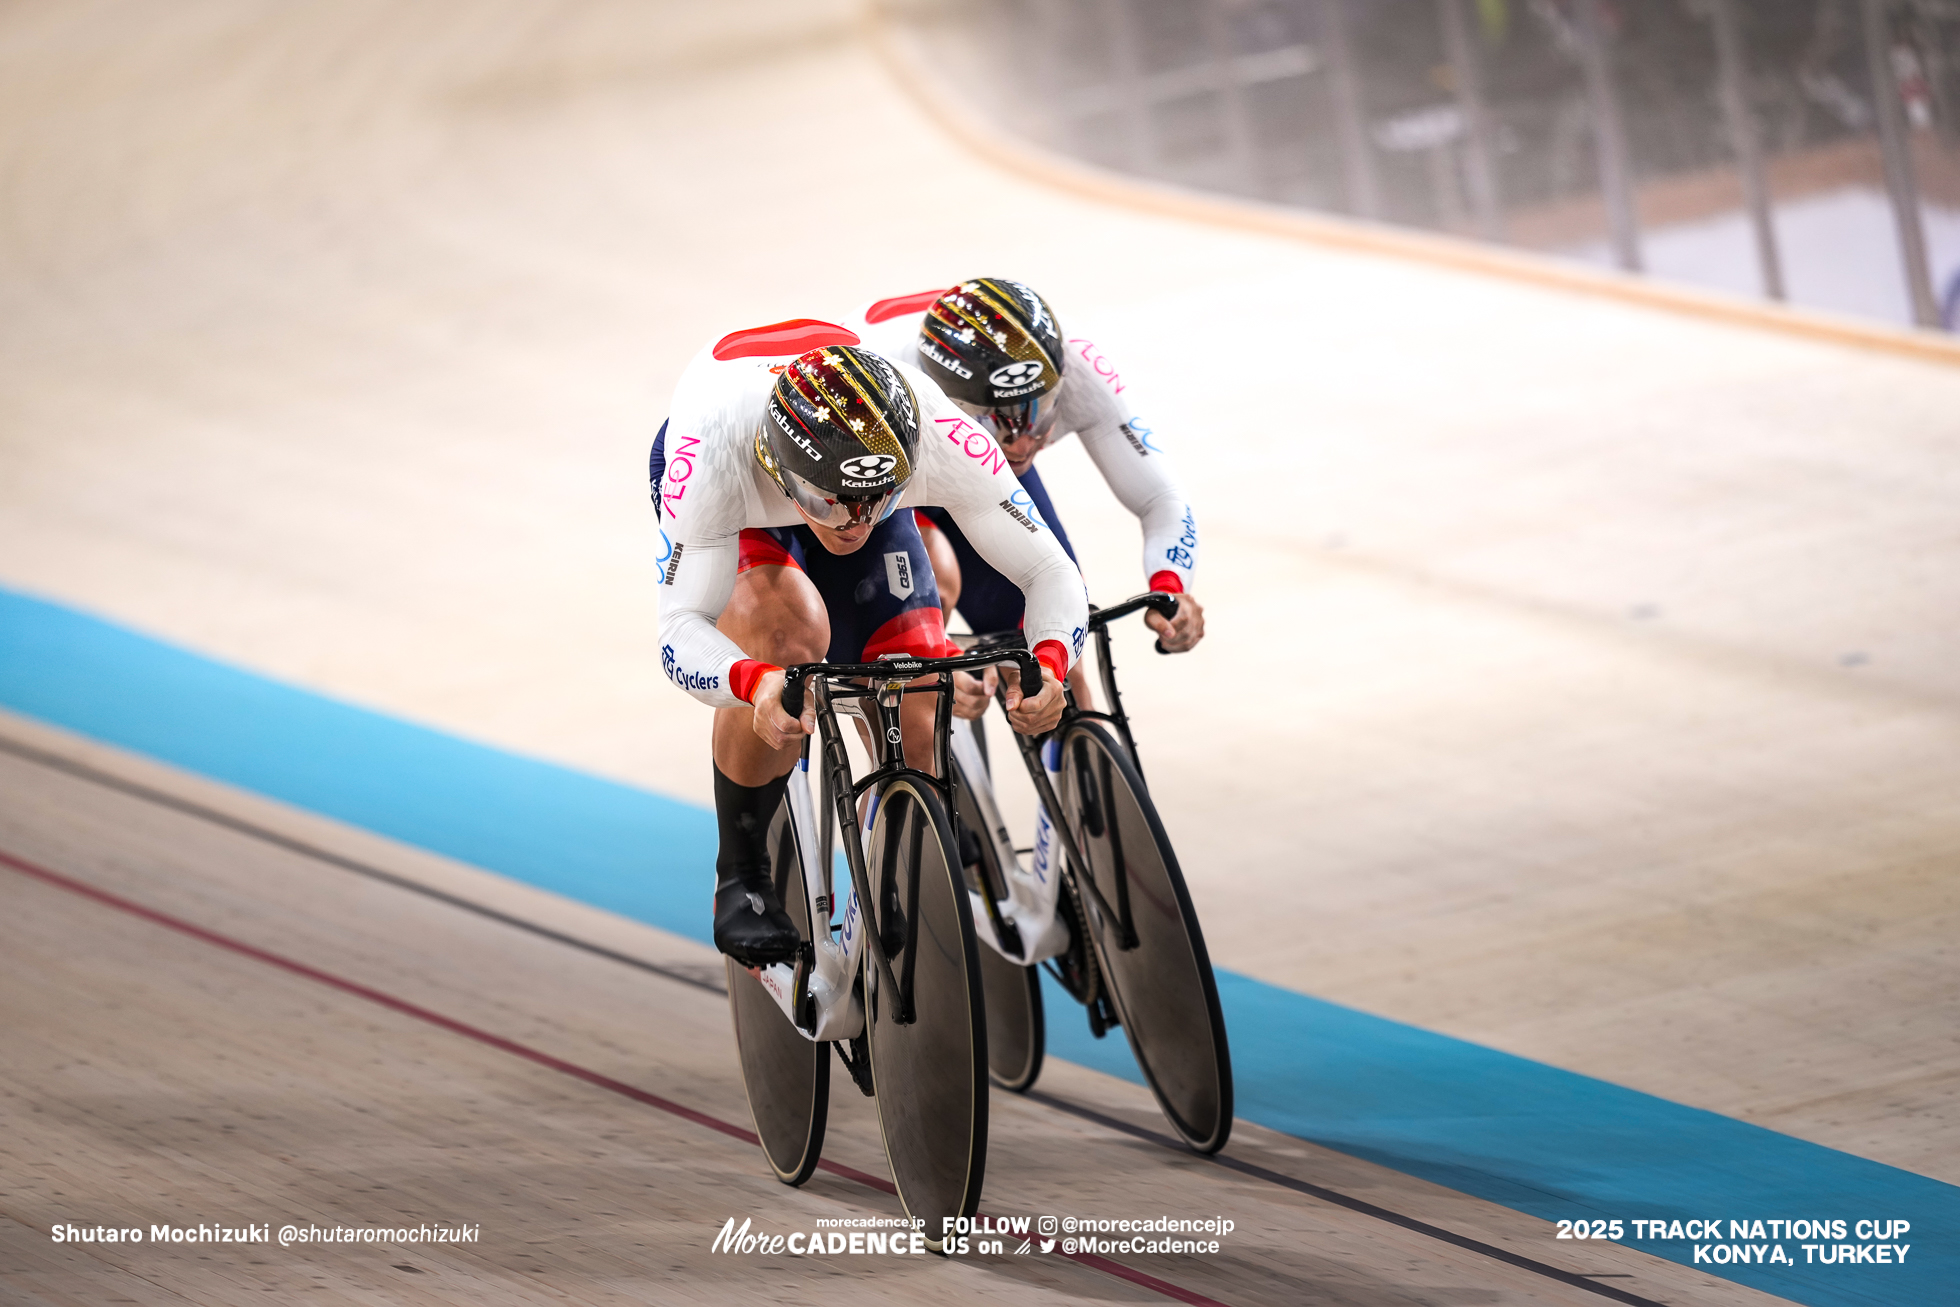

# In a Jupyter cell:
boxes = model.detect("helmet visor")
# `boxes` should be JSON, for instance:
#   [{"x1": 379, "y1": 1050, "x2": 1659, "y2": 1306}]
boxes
[
  {"x1": 782, "y1": 467, "x2": 901, "y2": 529},
  {"x1": 955, "y1": 386, "x2": 1062, "y2": 449}
]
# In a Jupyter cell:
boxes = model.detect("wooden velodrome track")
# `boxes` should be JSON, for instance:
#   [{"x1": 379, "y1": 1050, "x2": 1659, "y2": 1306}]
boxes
[{"x1": 2, "y1": 1, "x2": 1957, "y2": 1303}]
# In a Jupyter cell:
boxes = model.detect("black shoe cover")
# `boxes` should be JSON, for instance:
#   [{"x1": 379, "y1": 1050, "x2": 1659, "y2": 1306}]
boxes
[{"x1": 714, "y1": 865, "x2": 800, "y2": 967}]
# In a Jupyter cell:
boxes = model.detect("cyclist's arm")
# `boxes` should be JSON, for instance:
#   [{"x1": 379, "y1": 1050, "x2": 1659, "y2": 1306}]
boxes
[
  {"x1": 654, "y1": 531, "x2": 759, "y2": 709},
  {"x1": 910, "y1": 381, "x2": 1088, "y2": 685},
  {"x1": 652, "y1": 403, "x2": 781, "y2": 709},
  {"x1": 1063, "y1": 346, "x2": 1198, "y2": 594}
]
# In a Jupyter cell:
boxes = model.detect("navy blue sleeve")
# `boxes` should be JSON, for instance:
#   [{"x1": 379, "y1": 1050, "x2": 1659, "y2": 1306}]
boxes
[{"x1": 649, "y1": 419, "x2": 668, "y2": 518}]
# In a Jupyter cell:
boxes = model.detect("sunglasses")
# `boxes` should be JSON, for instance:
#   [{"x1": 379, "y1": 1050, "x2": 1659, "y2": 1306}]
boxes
[
  {"x1": 955, "y1": 386, "x2": 1062, "y2": 448},
  {"x1": 781, "y1": 468, "x2": 900, "y2": 529}
]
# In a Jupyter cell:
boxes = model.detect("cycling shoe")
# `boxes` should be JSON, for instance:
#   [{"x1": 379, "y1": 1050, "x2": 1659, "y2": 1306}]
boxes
[{"x1": 713, "y1": 865, "x2": 800, "y2": 966}]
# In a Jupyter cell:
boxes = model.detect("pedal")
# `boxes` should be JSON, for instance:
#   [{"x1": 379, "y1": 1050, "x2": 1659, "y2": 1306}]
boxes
[
  {"x1": 793, "y1": 944, "x2": 819, "y2": 1035},
  {"x1": 1086, "y1": 994, "x2": 1120, "y2": 1040},
  {"x1": 993, "y1": 914, "x2": 1025, "y2": 961},
  {"x1": 834, "y1": 1034, "x2": 876, "y2": 1097}
]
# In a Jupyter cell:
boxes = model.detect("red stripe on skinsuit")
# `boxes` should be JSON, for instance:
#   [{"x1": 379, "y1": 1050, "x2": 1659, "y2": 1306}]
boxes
[
  {"x1": 736, "y1": 529, "x2": 799, "y2": 574},
  {"x1": 862, "y1": 606, "x2": 956, "y2": 661}
]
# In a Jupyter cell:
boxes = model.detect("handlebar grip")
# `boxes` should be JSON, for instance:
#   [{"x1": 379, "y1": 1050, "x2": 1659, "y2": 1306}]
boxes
[
  {"x1": 1149, "y1": 592, "x2": 1177, "y2": 654},
  {"x1": 987, "y1": 650, "x2": 1046, "y2": 706},
  {"x1": 779, "y1": 667, "x2": 807, "y2": 720}
]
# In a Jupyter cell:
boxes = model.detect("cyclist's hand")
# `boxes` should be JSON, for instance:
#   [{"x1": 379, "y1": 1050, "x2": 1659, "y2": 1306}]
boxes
[
  {"x1": 1146, "y1": 590, "x2": 1205, "y2": 652},
  {"x1": 1003, "y1": 663, "x2": 1066, "y2": 735},
  {"x1": 951, "y1": 665, "x2": 996, "y2": 721},
  {"x1": 751, "y1": 669, "x2": 813, "y2": 749}
]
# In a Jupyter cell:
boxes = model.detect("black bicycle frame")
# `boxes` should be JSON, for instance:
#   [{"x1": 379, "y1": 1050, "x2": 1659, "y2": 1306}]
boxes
[
  {"x1": 972, "y1": 591, "x2": 1178, "y2": 955},
  {"x1": 781, "y1": 648, "x2": 1041, "y2": 1026},
  {"x1": 1079, "y1": 590, "x2": 1178, "y2": 785}
]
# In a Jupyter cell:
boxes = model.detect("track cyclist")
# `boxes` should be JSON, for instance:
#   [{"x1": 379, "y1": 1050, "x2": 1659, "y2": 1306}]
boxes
[
  {"x1": 650, "y1": 319, "x2": 1088, "y2": 966},
  {"x1": 849, "y1": 277, "x2": 1205, "y2": 692}
]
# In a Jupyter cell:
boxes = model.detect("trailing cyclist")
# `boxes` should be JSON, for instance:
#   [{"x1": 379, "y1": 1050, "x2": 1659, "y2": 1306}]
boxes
[
  {"x1": 650, "y1": 319, "x2": 1088, "y2": 967},
  {"x1": 849, "y1": 277, "x2": 1206, "y2": 685}
]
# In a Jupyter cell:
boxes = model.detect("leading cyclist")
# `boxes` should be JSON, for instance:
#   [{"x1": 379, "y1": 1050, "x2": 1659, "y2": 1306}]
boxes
[
  {"x1": 651, "y1": 319, "x2": 1088, "y2": 966},
  {"x1": 849, "y1": 278, "x2": 1204, "y2": 694}
]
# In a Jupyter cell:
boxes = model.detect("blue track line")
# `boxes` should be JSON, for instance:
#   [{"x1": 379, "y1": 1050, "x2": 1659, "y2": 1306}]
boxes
[{"x1": 2, "y1": 585, "x2": 1951, "y2": 1306}]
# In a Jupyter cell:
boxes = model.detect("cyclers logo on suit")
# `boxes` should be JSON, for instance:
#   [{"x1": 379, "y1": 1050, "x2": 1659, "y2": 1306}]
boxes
[
  {"x1": 661, "y1": 541, "x2": 686, "y2": 586},
  {"x1": 660, "y1": 643, "x2": 719, "y2": 693},
  {"x1": 1164, "y1": 506, "x2": 1197, "y2": 572}
]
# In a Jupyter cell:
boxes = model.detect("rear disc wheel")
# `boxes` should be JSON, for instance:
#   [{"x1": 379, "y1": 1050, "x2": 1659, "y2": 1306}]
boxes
[
  {"x1": 726, "y1": 794, "x2": 828, "y2": 1184},
  {"x1": 950, "y1": 753, "x2": 1045, "y2": 1093},
  {"x1": 976, "y1": 946, "x2": 1044, "y2": 1092},
  {"x1": 1059, "y1": 721, "x2": 1232, "y2": 1153}
]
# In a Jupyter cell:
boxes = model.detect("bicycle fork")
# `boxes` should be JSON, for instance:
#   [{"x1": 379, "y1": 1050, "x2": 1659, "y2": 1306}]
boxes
[{"x1": 748, "y1": 744, "x2": 869, "y2": 1044}]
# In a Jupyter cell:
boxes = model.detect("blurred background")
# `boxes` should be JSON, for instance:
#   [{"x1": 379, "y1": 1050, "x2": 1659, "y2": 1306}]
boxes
[
  {"x1": 3, "y1": 3, "x2": 1957, "y2": 1300},
  {"x1": 905, "y1": 0, "x2": 1960, "y2": 328}
]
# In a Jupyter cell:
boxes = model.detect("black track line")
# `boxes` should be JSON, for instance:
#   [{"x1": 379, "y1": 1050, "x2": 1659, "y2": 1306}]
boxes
[
  {"x1": 1, "y1": 846, "x2": 1228, "y2": 1307},
  {"x1": 1024, "y1": 1091, "x2": 1670, "y2": 1307},
  {"x1": 0, "y1": 732, "x2": 728, "y2": 996},
  {"x1": 1, "y1": 729, "x2": 1671, "y2": 1305}
]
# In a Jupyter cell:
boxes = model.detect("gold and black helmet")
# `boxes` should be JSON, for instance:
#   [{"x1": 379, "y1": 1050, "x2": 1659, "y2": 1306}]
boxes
[
  {"x1": 758, "y1": 345, "x2": 920, "y2": 529},
  {"x1": 918, "y1": 278, "x2": 1065, "y2": 441}
]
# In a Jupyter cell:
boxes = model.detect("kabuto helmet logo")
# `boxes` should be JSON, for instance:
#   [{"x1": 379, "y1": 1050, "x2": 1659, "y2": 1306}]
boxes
[
  {"x1": 840, "y1": 454, "x2": 898, "y2": 481},
  {"x1": 989, "y1": 360, "x2": 1045, "y2": 390}
]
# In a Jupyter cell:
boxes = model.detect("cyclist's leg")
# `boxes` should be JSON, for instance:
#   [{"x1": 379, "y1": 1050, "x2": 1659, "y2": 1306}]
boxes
[
  {"x1": 713, "y1": 529, "x2": 829, "y2": 778},
  {"x1": 707, "y1": 528, "x2": 830, "y2": 964},
  {"x1": 793, "y1": 512, "x2": 953, "y2": 775}
]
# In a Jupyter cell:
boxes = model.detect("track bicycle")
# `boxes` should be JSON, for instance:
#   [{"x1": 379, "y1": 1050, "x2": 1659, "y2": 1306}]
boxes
[
  {"x1": 723, "y1": 644, "x2": 1043, "y2": 1246},
  {"x1": 949, "y1": 592, "x2": 1233, "y2": 1154}
]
